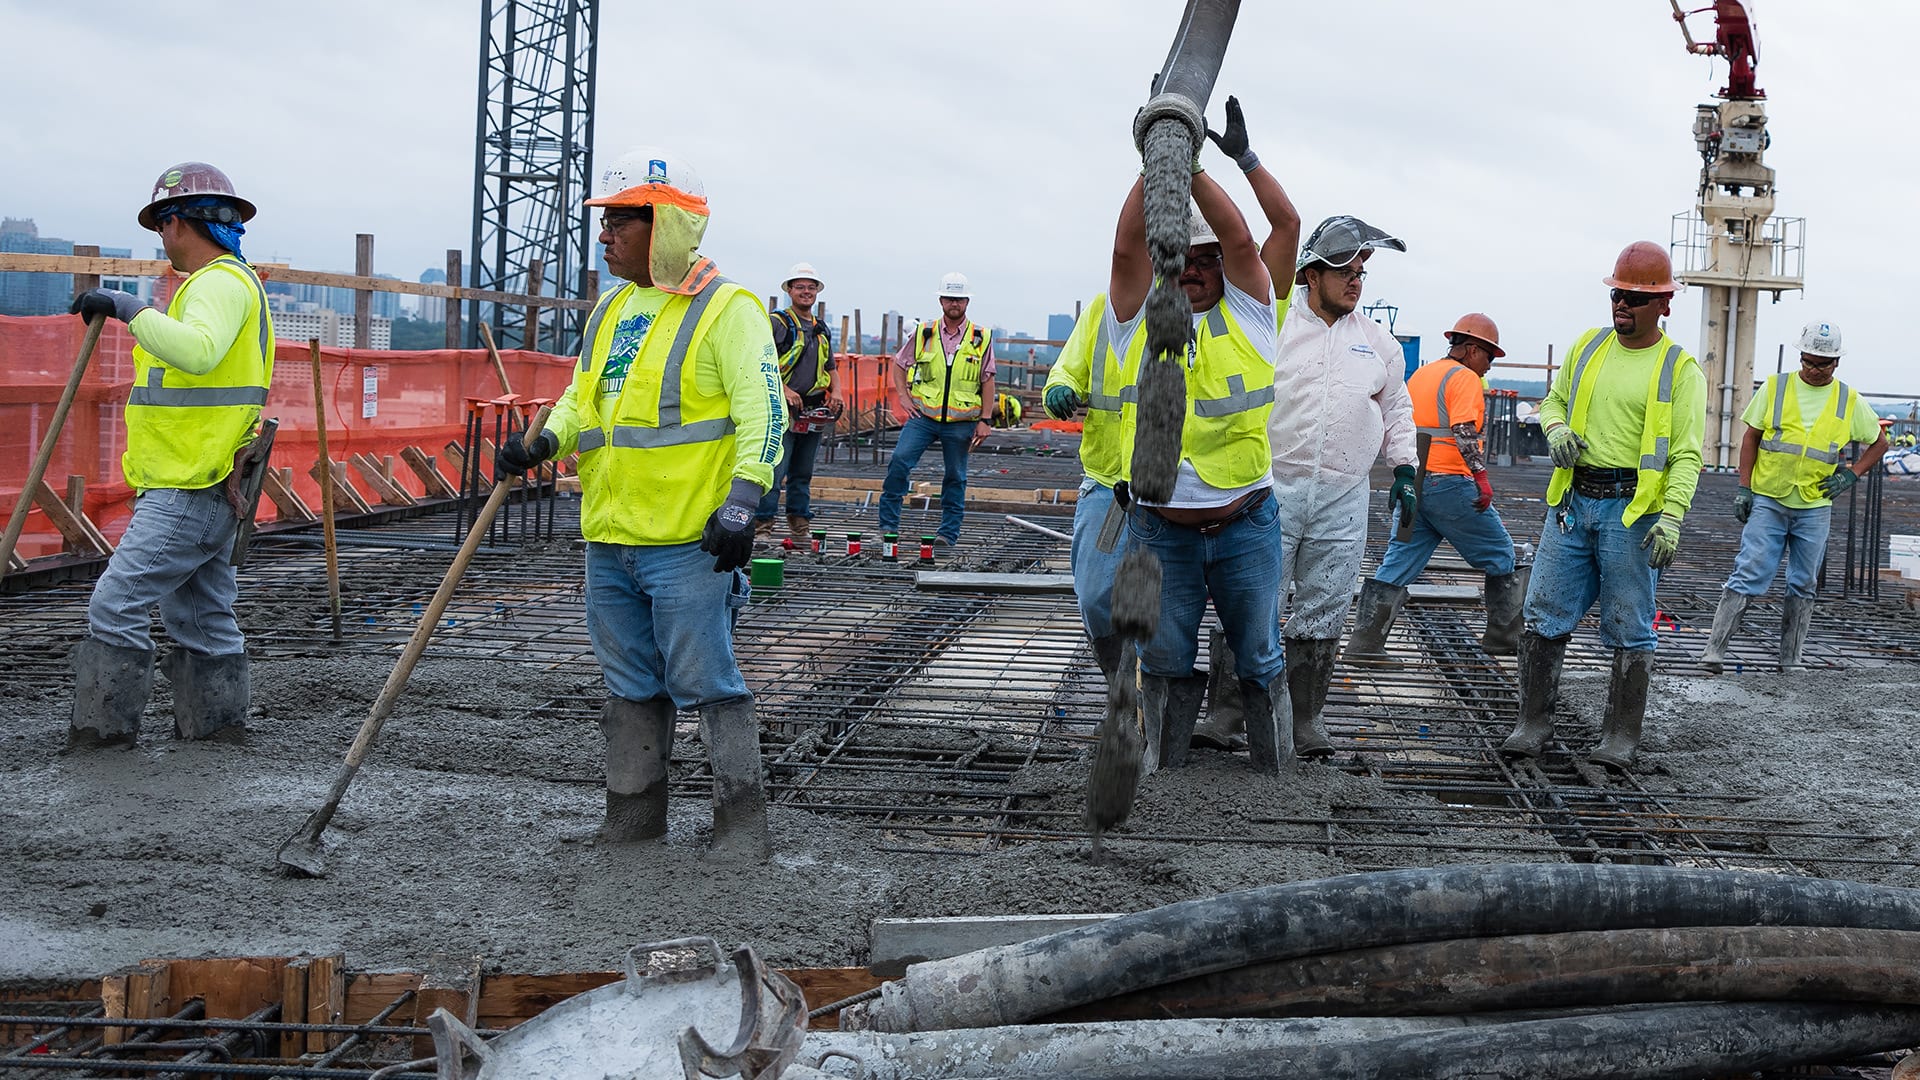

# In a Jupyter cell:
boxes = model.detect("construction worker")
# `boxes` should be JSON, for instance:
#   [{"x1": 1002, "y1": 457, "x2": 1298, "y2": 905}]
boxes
[
  {"x1": 755, "y1": 262, "x2": 840, "y2": 539},
  {"x1": 495, "y1": 147, "x2": 783, "y2": 859},
  {"x1": 1346, "y1": 314, "x2": 1522, "y2": 660},
  {"x1": 65, "y1": 162, "x2": 273, "y2": 748},
  {"x1": 876, "y1": 273, "x2": 995, "y2": 547},
  {"x1": 1702, "y1": 320, "x2": 1885, "y2": 673},
  {"x1": 1225, "y1": 214, "x2": 1415, "y2": 760},
  {"x1": 1499, "y1": 242, "x2": 1706, "y2": 771}
]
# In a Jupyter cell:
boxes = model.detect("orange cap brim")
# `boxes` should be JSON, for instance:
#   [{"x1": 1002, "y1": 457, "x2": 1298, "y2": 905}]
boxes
[{"x1": 583, "y1": 184, "x2": 709, "y2": 214}]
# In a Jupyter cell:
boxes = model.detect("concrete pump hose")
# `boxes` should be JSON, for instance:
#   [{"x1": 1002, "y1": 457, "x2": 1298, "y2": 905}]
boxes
[
  {"x1": 1126, "y1": 114, "x2": 1201, "y2": 505},
  {"x1": 857, "y1": 863, "x2": 1920, "y2": 1032}
]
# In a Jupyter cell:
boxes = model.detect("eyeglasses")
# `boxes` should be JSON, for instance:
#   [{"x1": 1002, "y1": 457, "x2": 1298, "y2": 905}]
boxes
[
  {"x1": 1186, "y1": 254, "x2": 1223, "y2": 271},
  {"x1": 1801, "y1": 355, "x2": 1839, "y2": 369},
  {"x1": 600, "y1": 208, "x2": 652, "y2": 231},
  {"x1": 1610, "y1": 288, "x2": 1659, "y2": 308},
  {"x1": 1318, "y1": 265, "x2": 1367, "y2": 282}
]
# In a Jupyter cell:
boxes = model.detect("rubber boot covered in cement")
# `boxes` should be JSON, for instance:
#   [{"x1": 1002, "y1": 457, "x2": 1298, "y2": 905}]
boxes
[
  {"x1": 1240, "y1": 676, "x2": 1295, "y2": 774},
  {"x1": 1699, "y1": 589, "x2": 1752, "y2": 674},
  {"x1": 1499, "y1": 632, "x2": 1569, "y2": 759},
  {"x1": 69, "y1": 638, "x2": 153, "y2": 749},
  {"x1": 1342, "y1": 580, "x2": 1407, "y2": 660},
  {"x1": 1779, "y1": 595, "x2": 1814, "y2": 673},
  {"x1": 1286, "y1": 636, "x2": 1340, "y2": 759},
  {"x1": 1149, "y1": 673, "x2": 1210, "y2": 769},
  {"x1": 161, "y1": 648, "x2": 249, "y2": 742},
  {"x1": 699, "y1": 697, "x2": 771, "y2": 861},
  {"x1": 1192, "y1": 627, "x2": 1247, "y2": 751},
  {"x1": 599, "y1": 697, "x2": 674, "y2": 842},
  {"x1": 1589, "y1": 648, "x2": 1654, "y2": 771},
  {"x1": 1479, "y1": 567, "x2": 1528, "y2": 655}
]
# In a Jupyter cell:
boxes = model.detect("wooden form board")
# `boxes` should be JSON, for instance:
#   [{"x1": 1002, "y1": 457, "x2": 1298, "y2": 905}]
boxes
[
  {"x1": 30, "y1": 479, "x2": 112, "y2": 555},
  {"x1": 310, "y1": 461, "x2": 373, "y2": 514}
]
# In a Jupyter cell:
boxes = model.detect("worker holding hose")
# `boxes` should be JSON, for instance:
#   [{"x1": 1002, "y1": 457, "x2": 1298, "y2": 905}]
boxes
[
  {"x1": 495, "y1": 146, "x2": 783, "y2": 859},
  {"x1": 66, "y1": 162, "x2": 273, "y2": 749}
]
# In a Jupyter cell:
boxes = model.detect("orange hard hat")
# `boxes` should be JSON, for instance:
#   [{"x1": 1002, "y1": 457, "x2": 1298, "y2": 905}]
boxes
[
  {"x1": 1602, "y1": 241, "x2": 1680, "y2": 295},
  {"x1": 1447, "y1": 312, "x2": 1505, "y2": 357},
  {"x1": 137, "y1": 162, "x2": 255, "y2": 231}
]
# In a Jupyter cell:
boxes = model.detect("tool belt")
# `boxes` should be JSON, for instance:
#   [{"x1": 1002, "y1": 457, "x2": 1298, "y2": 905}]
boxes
[
  {"x1": 1145, "y1": 487, "x2": 1270, "y2": 536},
  {"x1": 1571, "y1": 466, "x2": 1638, "y2": 500}
]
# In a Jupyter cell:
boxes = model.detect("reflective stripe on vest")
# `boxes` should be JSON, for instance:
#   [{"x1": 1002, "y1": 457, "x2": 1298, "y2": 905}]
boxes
[
  {"x1": 1759, "y1": 376, "x2": 1850, "y2": 465},
  {"x1": 1191, "y1": 372, "x2": 1275, "y2": 417},
  {"x1": 577, "y1": 279, "x2": 735, "y2": 455},
  {"x1": 1544, "y1": 328, "x2": 1695, "y2": 524},
  {"x1": 128, "y1": 366, "x2": 269, "y2": 408},
  {"x1": 1639, "y1": 344, "x2": 1685, "y2": 472},
  {"x1": 1086, "y1": 317, "x2": 1139, "y2": 412},
  {"x1": 1417, "y1": 364, "x2": 1469, "y2": 439}
]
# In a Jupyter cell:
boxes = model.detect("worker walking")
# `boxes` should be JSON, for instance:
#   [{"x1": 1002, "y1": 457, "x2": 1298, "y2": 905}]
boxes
[
  {"x1": 495, "y1": 147, "x2": 783, "y2": 859},
  {"x1": 1500, "y1": 242, "x2": 1706, "y2": 770},
  {"x1": 877, "y1": 274, "x2": 996, "y2": 547},
  {"x1": 66, "y1": 162, "x2": 273, "y2": 748},
  {"x1": 1701, "y1": 320, "x2": 1885, "y2": 673},
  {"x1": 755, "y1": 262, "x2": 840, "y2": 540},
  {"x1": 1346, "y1": 314, "x2": 1522, "y2": 659}
]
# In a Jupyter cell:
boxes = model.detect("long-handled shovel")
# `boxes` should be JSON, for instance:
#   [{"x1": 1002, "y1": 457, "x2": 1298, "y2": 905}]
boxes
[
  {"x1": 309, "y1": 340, "x2": 343, "y2": 641},
  {"x1": 276, "y1": 405, "x2": 550, "y2": 877},
  {"x1": 0, "y1": 314, "x2": 105, "y2": 574}
]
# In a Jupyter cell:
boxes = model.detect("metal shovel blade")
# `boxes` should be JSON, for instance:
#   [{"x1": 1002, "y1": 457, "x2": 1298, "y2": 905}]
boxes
[{"x1": 275, "y1": 819, "x2": 328, "y2": 877}]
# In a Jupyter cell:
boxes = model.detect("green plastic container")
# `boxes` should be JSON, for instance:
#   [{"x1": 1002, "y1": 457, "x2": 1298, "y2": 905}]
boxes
[{"x1": 749, "y1": 557, "x2": 785, "y2": 589}]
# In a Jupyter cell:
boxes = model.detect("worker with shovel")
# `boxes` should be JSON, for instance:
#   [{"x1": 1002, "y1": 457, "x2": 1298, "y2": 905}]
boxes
[
  {"x1": 495, "y1": 146, "x2": 783, "y2": 859},
  {"x1": 1499, "y1": 242, "x2": 1706, "y2": 771},
  {"x1": 1701, "y1": 320, "x2": 1885, "y2": 673},
  {"x1": 66, "y1": 162, "x2": 274, "y2": 748},
  {"x1": 754, "y1": 262, "x2": 840, "y2": 540}
]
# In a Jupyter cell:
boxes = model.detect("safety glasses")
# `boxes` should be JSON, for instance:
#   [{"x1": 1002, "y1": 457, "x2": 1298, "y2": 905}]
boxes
[
  {"x1": 1801, "y1": 355, "x2": 1839, "y2": 369},
  {"x1": 1610, "y1": 288, "x2": 1659, "y2": 309}
]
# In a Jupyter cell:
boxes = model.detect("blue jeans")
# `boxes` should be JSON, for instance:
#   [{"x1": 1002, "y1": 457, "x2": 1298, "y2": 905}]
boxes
[
  {"x1": 755, "y1": 427, "x2": 823, "y2": 522},
  {"x1": 878, "y1": 415, "x2": 972, "y2": 542},
  {"x1": 1374, "y1": 475, "x2": 1517, "y2": 587},
  {"x1": 89, "y1": 486, "x2": 243, "y2": 654},
  {"x1": 1523, "y1": 492, "x2": 1660, "y2": 650},
  {"x1": 1724, "y1": 493, "x2": 1831, "y2": 600},
  {"x1": 1126, "y1": 493, "x2": 1285, "y2": 684},
  {"x1": 1071, "y1": 479, "x2": 1127, "y2": 640},
  {"x1": 584, "y1": 541, "x2": 751, "y2": 708}
]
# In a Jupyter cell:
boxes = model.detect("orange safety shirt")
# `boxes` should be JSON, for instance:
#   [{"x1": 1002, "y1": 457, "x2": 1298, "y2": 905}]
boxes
[{"x1": 1407, "y1": 357, "x2": 1484, "y2": 477}]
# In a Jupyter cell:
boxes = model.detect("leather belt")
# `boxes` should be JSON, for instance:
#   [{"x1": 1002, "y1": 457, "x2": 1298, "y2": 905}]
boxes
[
  {"x1": 1572, "y1": 466, "x2": 1638, "y2": 500},
  {"x1": 1145, "y1": 487, "x2": 1270, "y2": 536}
]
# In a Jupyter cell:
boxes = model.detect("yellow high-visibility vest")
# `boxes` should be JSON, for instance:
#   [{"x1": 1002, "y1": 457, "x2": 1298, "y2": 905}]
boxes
[
  {"x1": 1545, "y1": 328, "x2": 1697, "y2": 525},
  {"x1": 1118, "y1": 302, "x2": 1275, "y2": 489},
  {"x1": 1751, "y1": 373, "x2": 1860, "y2": 504},
  {"x1": 910, "y1": 319, "x2": 991, "y2": 422},
  {"x1": 773, "y1": 309, "x2": 832, "y2": 395}
]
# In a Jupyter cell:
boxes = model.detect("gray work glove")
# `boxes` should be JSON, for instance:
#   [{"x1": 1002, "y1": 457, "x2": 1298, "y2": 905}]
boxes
[
  {"x1": 1546, "y1": 424, "x2": 1588, "y2": 470},
  {"x1": 1205, "y1": 94, "x2": 1260, "y2": 172},
  {"x1": 70, "y1": 288, "x2": 148, "y2": 324},
  {"x1": 700, "y1": 478, "x2": 762, "y2": 573}
]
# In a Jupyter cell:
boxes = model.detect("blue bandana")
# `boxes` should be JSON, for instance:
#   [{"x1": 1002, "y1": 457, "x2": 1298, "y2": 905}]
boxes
[{"x1": 157, "y1": 197, "x2": 247, "y2": 261}]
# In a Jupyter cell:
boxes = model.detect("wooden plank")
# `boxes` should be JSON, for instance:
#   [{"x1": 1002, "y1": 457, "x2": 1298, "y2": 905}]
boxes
[
  {"x1": 868, "y1": 915, "x2": 1118, "y2": 977},
  {"x1": 914, "y1": 571, "x2": 1076, "y2": 594},
  {"x1": 306, "y1": 954, "x2": 345, "y2": 1054},
  {"x1": 62, "y1": 474, "x2": 85, "y2": 554},
  {"x1": 412, "y1": 955, "x2": 482, "y2": 1058},
  {"x1": 399, "y1": 446, "x2": 459, "y2": 499},
  {"x1": 99, "y1": 971, "x2": 130, "y2": 1046},
  {"x1": 165, "y1": 956, "x2": 284, "y2": 1021},
  {"x1": 279, "y1": 958, "x2": 310, "y2": 1059},
  {"x1": 311, "y1": 461, "x2": 373, "y2": 514},
  {"x1": 30, "y1": 479, "x2": 107, "y2": 555},
  {"x1": 262, "y1": 468, "x2": 316, "y2": 522},
  {"x1": 341, "y1": 971, "x2": 423, "y2": 1026},
  {"x1": 443, "y1": 441, "x2": 470, "y2": 487},
  {"x1": 350, "y1": 452, "x2": 418, "y2": 506},
  {"x1": 474, "y1": 972, "x2": 619, "y2": 1028}
]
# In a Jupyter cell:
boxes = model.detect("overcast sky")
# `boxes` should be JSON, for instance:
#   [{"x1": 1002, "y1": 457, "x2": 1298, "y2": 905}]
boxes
[{"x1": 3, "y1": 1, "x2": 1913, "y2": 402}]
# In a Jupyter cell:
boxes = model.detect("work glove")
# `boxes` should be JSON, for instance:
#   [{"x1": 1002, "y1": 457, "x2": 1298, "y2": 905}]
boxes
[
  {"x1": 1733, "y1": 485, "x2": 1754, "y2": 523},
  {"x1": 1546, "y1": 424, "x2": 1588, "y2": 470},
  {"x1": 1641, "y1": 516, "x2": 1681, "y2": 570},
  {"x1": 700, "y1": 479, "x2": 761, "y2": 573},
  {"x1": 1816, "y1": 469, "x2": 1860, "y2": 498},
  {"x1": 1205, "y1": 94, "x2": 1260, "y2": 173},
  {"x1": 69, "y1": 288, "x2": 148, "y2": 324},
  {"x1": 1388, "y1": 464, "x2": 1418, "y2": 529},
  {"x1": 1471, "y1": 469, "x2": 1495, "y2": 512},
  {"x1": 494, "y1": 429, "x2": 556, "y2": 478},
  {"x1": 1043, "y1": 384, "x2": 1083, "y2": 420}
]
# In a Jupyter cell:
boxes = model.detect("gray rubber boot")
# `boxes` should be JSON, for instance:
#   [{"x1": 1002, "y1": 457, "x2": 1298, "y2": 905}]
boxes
[
  {"x1": 1589, "y1": 648, "x2": 1654, "y2": 771},
  {"x1": 68, "y1": 638, "x2": 153, "y2": 749},
  {"x1": 1779, "y1": 595, "x2": 1815, "y2": 673},
  {"x1": 161, "y1": 649, "x2": 250, "y2": 742},
  {"x1": 1479, "y1": 568, "x2": 1528, "y2": 655},
  {"x1": 1700, "y1": 589, "x2": 1752, "y2": 674},
  {"x1": 1499, "y1": 632, "x2": 1569, "y2": 759},
  {"x1": 698, "y1": 697, "x2": 771, "y2": 861},
  {"x1": 1240, "y1": 676, "x2": 1295, "y2": 775},
  {"x1": 1138, "y1": 675, "x2": 1169, "y2": 776},
  {"x1": 1286, "y1": 636, "x2": 1341, "y2": 760},
  {"x1": 1342, "y1": 580, "x2": 1407, "y2": 660},
  {"x1": 598, "y1": 697, "x2": 674, "y2": 842},
  {"x1": 1155, "y1": 675, "x2": 1210, "y2": 769},
  {"x1": 1090, "y1": 635, "x2": 1127, "y2": 692},
  {"x1": 1192, "y1": 627, "x2": 1246, "y2": 751}
]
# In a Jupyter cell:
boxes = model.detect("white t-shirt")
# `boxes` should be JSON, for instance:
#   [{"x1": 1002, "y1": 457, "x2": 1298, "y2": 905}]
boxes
[{"x1": 1105, "y1": 280, "x2": 1278, "y2": 507}]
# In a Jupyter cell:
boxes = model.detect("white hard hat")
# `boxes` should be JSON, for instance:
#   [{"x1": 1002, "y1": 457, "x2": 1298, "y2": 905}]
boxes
[
  {"x1": 938, "y1": 272, "x2": 970, "y2": 299},
  {"x1": 584, "y1": 145, "x2": 705, "y2": 207},
  {"x1": 1187, "y1": 205, "x2": 1220, "y2": 249},
  {"x1": 783, "y1": 262, "x2": 825, "y2": 291},
  {"x1": 1797, "y1": 319, "x2": 1844, "y2": 359}
]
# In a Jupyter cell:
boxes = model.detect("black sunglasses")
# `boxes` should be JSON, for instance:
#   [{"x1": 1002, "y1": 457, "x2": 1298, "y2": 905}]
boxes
[
  {"x1": 1610, "y1": 288, "x2": 1659, "y2": 309},
  {"x1": 1802, "y1": 355, "x2": 1839, "y2": 369}
]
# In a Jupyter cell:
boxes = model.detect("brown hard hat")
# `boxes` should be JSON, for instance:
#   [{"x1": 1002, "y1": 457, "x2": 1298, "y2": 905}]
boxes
[
  {"x1": 1447, "y1": 312, "x2": 1505, "y2": 358},
  {"x1": 1602, "y1": 240, "x2": 1679, "y2": 295},
  {"x1": 138, "y1": 162, "x2": 257, "y2": 231}
]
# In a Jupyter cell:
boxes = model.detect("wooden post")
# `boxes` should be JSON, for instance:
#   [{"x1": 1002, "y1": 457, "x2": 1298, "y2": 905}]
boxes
[
  {"x1": 854, "y1": 309, "x2": 863, "y2": 358},
  {"x1": 584, "y1": 268, "x2": 599, "y2": 302},
  {"x1": 279, "y1": 958, "x2": 310, "y2": 1059},
  {"x1": 306, "y1": 954, "x2": 345, "y2": 1054},
  {"x1": 63, "y1": 474, "x2": 85, "y2": 554},
  {"x1": 71, "y1": 244, "x2": 100, "y2": 299},
  {"x1": 445, "y1": 249, "x2": 463, "y2": 349},
  {"x1": 523, "y1": 257, "x2": 544, "y2": 351},
  {"x1": 353, "y1": 234, "x2": 374, "y2": 349}
]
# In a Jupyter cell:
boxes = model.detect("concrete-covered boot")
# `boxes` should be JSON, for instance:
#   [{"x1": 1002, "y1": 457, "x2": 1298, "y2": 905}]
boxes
[
  {"x1": 1286, "y1": 636, "x2": 1340, "y2": 759},
  {"x1": 1499, "y1": 632, "x2": 1569, "y2": 759},
  {"x1": 1779, "y1": 595, "x2": 1814, "y2": 673},
  {"x1": 1589, "y1": 648, "x2": 1654, "y2": 770},
  {"x1": 786, "y1": 515, "x2": 809, "y2": 538},
  {"x1": 1700, "y1": 589, "x2": 1752, "y2": 674},
  {"x1": 1090, "y1": 635, "x2": 1128, "y2": 691},
  {"x1": 1155, "y1": 674, "x2": 1210, "y2": 769},
  {"x1": 1239, "y1": 676, "x2": 1295, "y2": 774},
  {"x1": 598, "y1": 697, "x2": 674, "y2": 842},
  {"x1": 161, "y1": 649, "x2": 250, "y2": 742},
  {"x1": 1342, "y1": 579, "x2": 1407, "y2": 660},
  {"x1": 1479, "y1": 568, "x2": 1528, "y2": 655},
  {"x1": 1192, "y1": 627, "x2": 1246, "y2": 751},
  {"x1": 69, "y1": 638, "x2": 153, "y2": 749},
  {"x1": 699, "y1": 696, "x2": 771, "y2": 861}
]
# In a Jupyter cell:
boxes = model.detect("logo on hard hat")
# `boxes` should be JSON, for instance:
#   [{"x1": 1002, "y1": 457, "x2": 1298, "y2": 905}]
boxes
[
  {"x1": 646, "y1": 159, "x2": 669, "y2": 184},
  {"x1": 162, "y1": 170, "x2": 184, "y2": 188},
  {"x1": 1818, "y1": 324, "x2": 1833, "y2": 337}
]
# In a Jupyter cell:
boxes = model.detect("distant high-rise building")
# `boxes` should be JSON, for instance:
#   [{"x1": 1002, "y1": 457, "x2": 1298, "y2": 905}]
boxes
[
  {"x1": 1047, "y1": 313, "x2": 1074, "y2": 342},
  {"x1": 271, "y1": 304, "x2": 392, "y2": 349},
  {"x1": 0, "y1": 218, "x2": 74, "y2": 316}
]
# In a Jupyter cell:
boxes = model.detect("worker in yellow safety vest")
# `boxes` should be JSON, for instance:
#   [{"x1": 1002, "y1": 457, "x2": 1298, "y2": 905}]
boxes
[
  {"x1": 66, "y1": 162, "x2": 274, "y2": 749},
  {"x1": 1701, "y1": 320, "x2": 1886, "y2": 673},
  {"x1": 494, "y1": 146, "x2": 784, "y2": 860},
  {"x1": 1499, "y1": 242, "x2": 1706, "y2": 771},
  {"x1": 876, "y1": 273, "x2": 996, "y2": 546},
  {"x1": 754, "y1": 261, "x2": 840, "y2": 539}
]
